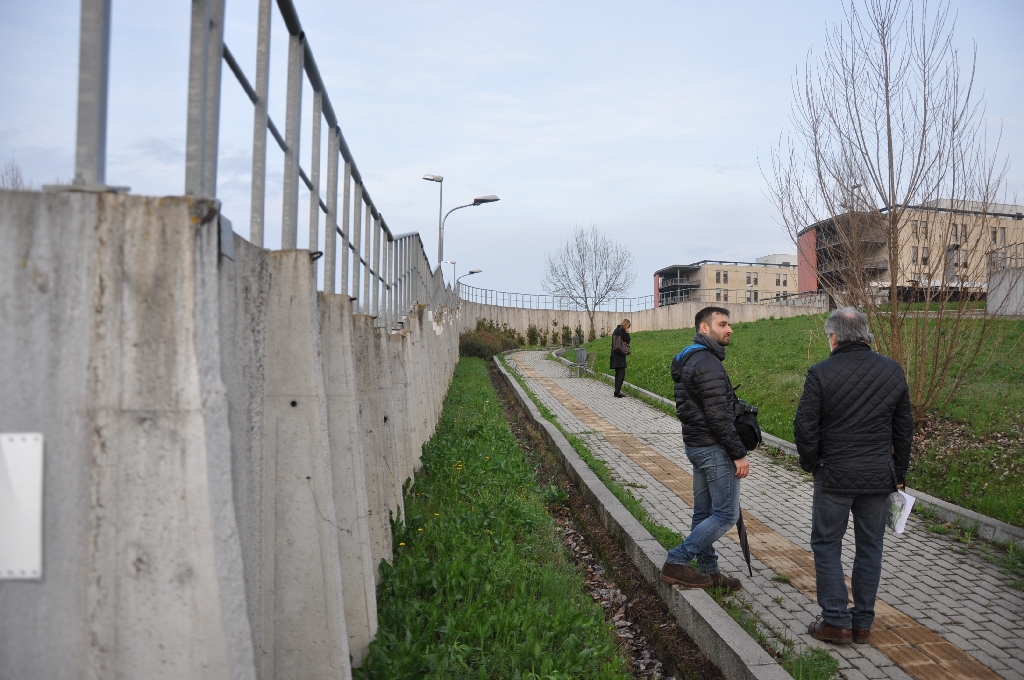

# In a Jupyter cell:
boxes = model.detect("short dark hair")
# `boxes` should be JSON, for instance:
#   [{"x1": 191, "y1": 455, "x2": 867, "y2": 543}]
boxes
[{"x1": 696, "y1": 306, "x2": 730, "y2": 331}]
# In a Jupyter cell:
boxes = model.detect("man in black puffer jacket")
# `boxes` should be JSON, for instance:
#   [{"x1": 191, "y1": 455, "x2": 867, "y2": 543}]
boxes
[
  {"x1": 659, "y1": 306, "x2": 748, "y2": 591},
  {"x1": 795, "y1": 307, "x2": 914, "y2": 646}
]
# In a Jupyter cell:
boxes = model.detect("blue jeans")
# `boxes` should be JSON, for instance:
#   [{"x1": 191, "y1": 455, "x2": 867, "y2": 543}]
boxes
[
  {"x1": 665, "y1": 443, "x2": 741, "y2": 574},
  {"x1": 810, "y1": 476, "x2": 888, "y2": 630}
]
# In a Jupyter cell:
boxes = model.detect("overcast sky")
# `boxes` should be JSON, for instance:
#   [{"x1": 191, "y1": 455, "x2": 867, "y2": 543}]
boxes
[{"x1": 2, "y1": 0, "x2": 1021, "y2": 298}]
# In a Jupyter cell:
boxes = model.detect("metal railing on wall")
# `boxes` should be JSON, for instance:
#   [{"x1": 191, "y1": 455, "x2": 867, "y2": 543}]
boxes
[
  {"x1": 67, "y1": 0, "x2": 456, "y2": 329},
  {"x1": 458, "y1": 285, "x2": 655, "y2": 312},
  {"x1": 989, "y1": 243, "x2": 1024, "y2": 273}
]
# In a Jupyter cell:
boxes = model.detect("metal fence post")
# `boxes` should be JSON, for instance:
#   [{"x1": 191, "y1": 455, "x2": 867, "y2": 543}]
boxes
[
  {"x1": 351, "y1": 185, "x2": 363, "y2": 306},
  {"x1": 362, "y1": 209, "x2": 372, "y2": 313},
  {"x1": 73, "y1": 0, "x2": 112, "y2": 186},
  {"x1": 185, "y1": 0, "x2": 226, "y2": 196},
  {"x1": 307, "y1": 89, "x2": 322, "y2": 257},
  {"x1": 324, "y1": 127, "x2": 339, "y2": 294},
  {"x1": 280, "y1": 31, "x2": 304, "y2": 249},
  {"x1": 372, "y1": 215, "x2": 382, "y2": 317},
  {"x1": 340, "y1": 162, "x2": 351, "y2": 294},
  {"x1": 248, "y1": 0, "x2": 272, "y2": 246}
]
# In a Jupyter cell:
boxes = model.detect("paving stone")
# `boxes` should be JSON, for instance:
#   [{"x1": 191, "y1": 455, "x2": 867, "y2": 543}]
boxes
[{"x1": 509, "y1": 352, "x2": 1024, "y2": 680}]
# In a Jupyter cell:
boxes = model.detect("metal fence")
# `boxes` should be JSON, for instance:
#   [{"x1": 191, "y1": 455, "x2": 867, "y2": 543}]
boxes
[
  {"x1": 458, "y1": 285, "x2": 655, "y2": 312},
  {"x1": 659, "y1": 288, "x2": 828, "y2": 306},
  {"x1": 989, "y1": 243, "x2": 1024, "y2": 272},
  {"x1": 67, "y1": 0, "x2": 456, "y2": 328}
]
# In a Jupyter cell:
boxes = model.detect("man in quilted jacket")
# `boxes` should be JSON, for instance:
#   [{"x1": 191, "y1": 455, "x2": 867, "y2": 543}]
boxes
[
  {"x1": 795, "y1": 306, "x2": 914, "y2": 645},
  {"x1": 659, "y1": 306, "x2": 748, "y2": 591}
]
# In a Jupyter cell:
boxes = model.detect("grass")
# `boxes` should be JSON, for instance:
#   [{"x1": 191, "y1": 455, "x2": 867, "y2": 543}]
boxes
[
  {"x1": 501, "y1": 353, "x2": 839, "y2": 680},
  {"x1": 356, "y1": 358, "x2": 632, "y2": 679}
]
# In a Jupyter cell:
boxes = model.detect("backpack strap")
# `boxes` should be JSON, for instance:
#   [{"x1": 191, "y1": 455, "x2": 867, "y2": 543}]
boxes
[{"x1": 674, "y1": 343, "x2": 706, "y2": 363}]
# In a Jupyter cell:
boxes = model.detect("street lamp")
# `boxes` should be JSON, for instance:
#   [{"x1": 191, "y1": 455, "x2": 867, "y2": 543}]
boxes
[
  {"x1": 443, "y1": 259, "x2": 456, "y2": 282},
  {"x1": 423, "y1": 174, "x2": 443, "y2": 263},
  {"x1": 439, "y1": 195, "x2": 499, "y2": 265},
  {"x1": 456, "y1": 269, "x2": 482, "y2": 296}
]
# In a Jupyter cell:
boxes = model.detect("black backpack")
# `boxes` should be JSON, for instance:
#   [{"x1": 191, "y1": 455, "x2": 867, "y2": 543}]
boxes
[{"x1": 674, "y1": 344, "x2": 762, "y2": 451}]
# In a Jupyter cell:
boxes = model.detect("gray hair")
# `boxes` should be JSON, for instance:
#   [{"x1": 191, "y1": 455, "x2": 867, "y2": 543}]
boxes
[{"x1": 824, "y1": 306, "x2": 873, "y2": 344}]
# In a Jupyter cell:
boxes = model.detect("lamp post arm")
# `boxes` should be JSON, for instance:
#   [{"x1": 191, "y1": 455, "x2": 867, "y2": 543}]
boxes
[{"x1": 443, "y1": 202, "x2": 476, "y2": 228}]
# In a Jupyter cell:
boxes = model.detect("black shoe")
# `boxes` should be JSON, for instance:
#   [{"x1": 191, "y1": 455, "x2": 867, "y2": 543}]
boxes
[
  {"x1": 659, "y1": 562, "x2": 712, "y2": 588},
  {"x1": 613, "y1": 392, "x2": 622, "y2": 398}
]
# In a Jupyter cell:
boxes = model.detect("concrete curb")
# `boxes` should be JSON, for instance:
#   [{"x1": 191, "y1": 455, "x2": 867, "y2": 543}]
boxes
[
  {"x1": 494, "y1": 354, "x2": 792, "y2": 680},
  {"x1": 552, "y1": 349, "x2": 1024, "y2": 551}
]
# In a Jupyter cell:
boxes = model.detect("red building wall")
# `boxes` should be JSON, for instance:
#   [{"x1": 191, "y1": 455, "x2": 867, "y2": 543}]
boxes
[{"x1": 798, "y1": 230, "x2": 818, "y2": 293}]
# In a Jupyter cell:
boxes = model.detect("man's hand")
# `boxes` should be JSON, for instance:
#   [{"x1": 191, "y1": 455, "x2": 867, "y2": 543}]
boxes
[{"x1": 734, "y1": 457, "x2": 750, "y2": 479}]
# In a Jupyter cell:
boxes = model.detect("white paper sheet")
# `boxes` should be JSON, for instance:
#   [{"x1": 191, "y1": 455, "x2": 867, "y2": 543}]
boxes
[{"x1": 886, "y1": 489, "x2": 915, "y2": 534}]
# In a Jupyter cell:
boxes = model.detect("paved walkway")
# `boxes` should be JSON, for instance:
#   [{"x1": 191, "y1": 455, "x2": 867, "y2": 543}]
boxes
[{"x1": 509, "y1": 351, "x2": 1024, "y2": 680}]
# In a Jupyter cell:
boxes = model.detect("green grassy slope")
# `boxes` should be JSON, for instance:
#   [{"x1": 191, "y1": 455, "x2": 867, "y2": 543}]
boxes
[{"x1": 357, "y1": 358, "x2": 631, "y2": 679}]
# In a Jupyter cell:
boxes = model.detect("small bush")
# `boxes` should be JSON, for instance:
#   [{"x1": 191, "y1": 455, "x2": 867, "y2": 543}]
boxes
[
  {"x1": 574, "y1": 322, "x2": 584, "y2": 345},
  {"x1": 526, "y1": 323, "x2": 540, "y2": 346},
  {"x1": 460, "y1": 318, "x2": 524, "y2": 358},
  {"x1": 561, "y1": 324, "x2": 572, "y2": 346}
]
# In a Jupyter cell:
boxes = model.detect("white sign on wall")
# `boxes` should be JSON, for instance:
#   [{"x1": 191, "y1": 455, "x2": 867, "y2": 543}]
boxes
[{"x1": 0, "y1": 433, "x2": 44, "y2": 580}]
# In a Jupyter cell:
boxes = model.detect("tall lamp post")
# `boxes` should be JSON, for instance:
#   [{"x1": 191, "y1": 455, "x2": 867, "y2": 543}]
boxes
[
  {"x1": 440, "y1": 195, "x2": 499, "y2": 264},
  {"x1": 443, "y1": 260, "x2": 456, "y2": 283},
  {"x1": 456, "y1": 269, "x2": 482, "y2": 297},
  {"x1": 423, "y1": 174, "x2": 443, "y2": 264}
]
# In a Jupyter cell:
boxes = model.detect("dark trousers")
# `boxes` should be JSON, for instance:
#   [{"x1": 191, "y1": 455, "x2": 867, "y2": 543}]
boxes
[
  {"x1": 810, "y1": 476, "x2": 889, "y2": 630},
  {"x1": 613, "y1": 368, "x2": 626, "y2": 394}
]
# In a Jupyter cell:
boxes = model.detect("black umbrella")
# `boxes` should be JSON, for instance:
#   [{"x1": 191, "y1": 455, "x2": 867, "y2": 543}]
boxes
[{"x1": 736, "y1": 509, "x2": 753, "y2": 576}]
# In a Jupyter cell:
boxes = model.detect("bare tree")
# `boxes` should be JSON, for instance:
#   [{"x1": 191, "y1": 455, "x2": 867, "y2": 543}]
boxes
[
  {"x1": 1, "y1": 161, "x2": 30, "y2": 190},
  {"x1": 542, "y1": 224, "x2": 636, "y2": 341},
  {"x1": 766, "y1": 0, "x2": 1018, "y2": 424}
]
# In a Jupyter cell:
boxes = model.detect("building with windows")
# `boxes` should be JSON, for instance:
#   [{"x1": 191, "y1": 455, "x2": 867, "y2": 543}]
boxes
[
  {"x1": 796, "y1": 201, "x2": 1024, "y2": 296},
  {"x1": 654, "y1": 259, "x2": 799, "y2": 307}
]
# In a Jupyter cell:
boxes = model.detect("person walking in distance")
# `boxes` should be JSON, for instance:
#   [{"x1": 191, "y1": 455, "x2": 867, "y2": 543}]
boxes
[
  {"x1": 660, "y1": 306, "x2": 748, "y2": 590},
  {"x1": 795, "y1": 307, "x2": 913, "y2": 645},
  {"x1": 610, "y1": 319, "x2": 631, "y2": 398}
]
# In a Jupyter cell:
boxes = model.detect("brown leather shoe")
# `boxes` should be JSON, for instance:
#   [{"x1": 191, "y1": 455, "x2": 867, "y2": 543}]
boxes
[
  {"x1": 708, "y1": 572, "x2": 742, "y2": 591},
  {"x1": 660, "y1": 562, "x2": 712, "y2": 588},
  {"x1": 808, "y1": 618, "x2": 852, "y2": 644},
  {"x1": 853, "y1": 629, "x2": 870, "y2": 644}
]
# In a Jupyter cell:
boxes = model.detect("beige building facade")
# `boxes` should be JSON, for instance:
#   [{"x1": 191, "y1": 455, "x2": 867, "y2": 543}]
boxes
[
  {"x1": 654, "y1": 259, "x2": 800, "y2": 307},
  {"x1": 798, "y1": 201, "x2": 1024, "y2": 295}
]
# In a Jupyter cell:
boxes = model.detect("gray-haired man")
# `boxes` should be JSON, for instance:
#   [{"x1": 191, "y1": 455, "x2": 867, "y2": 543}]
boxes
[{"x1": 794, "y1": 307, "x2": 914, "y2": 645}]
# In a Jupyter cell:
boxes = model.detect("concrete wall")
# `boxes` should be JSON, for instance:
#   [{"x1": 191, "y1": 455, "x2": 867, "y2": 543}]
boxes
[
  {"x1": 0, "y1": 190, "x2": 459, "y2": 678},
  {"x1": 460, "y1": 296, "x2": 826, "y2": 337},
  {"x1": 988, "y1": 267, "x2": 1024, "y2": 317}
]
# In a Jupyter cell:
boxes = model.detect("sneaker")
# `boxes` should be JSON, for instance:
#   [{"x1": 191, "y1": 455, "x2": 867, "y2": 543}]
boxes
[
  {"x1": 808, "y1": 617, "x2": 852, "y2": 644},
  {"x1": 708, "y1": 572, "x2": 742, "y2": 591},
  {"x1": 853, "y1": 629, "x2": 871, "y2": 644},
  {"x1": 659, "y1": 562, "x2": 712, "y2": 588},
  {"x1": 613, "y1": 392, "x2": 623, "y2": 398}
]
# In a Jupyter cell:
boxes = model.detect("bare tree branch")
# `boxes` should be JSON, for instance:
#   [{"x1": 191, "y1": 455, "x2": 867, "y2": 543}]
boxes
[
  {"x1": 542, "y1": 223, "x2": 636, "y2": 340},
  {"x1": 765, "y1": 0, "x2": 1019, "y2": 425}
]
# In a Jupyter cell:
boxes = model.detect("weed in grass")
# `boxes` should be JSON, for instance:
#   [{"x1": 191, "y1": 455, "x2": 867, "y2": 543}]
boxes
[
  {"x1": 710, "y1": 590, "x2": 838, "y2": 680},
  {"x1": 356, "y1": 358, "x2": 632, "y2": 679},
  {"x1": 772, "y1": 596, "x2": 784, "y2": 605},
  {"x1": 917, "y1": 510, "x2": 1024, "y2": 591},
  {"x1": 542, "y1": 484, "x2": 569, "y2": 505},
  {"x1": 772, "y1": 573, "x2": 791, "y2": 584}
]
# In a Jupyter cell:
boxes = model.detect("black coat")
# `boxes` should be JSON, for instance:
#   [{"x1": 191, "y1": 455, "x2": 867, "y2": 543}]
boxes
[
  {"x1": 794, "y1": 342, "x2": 914, "y2": 495},
  {"x1": 670, "y1": 334, "x2": 747, "y2": 460},
  {"x1": 610, "y1": 326, "x2": 631, "y2": 369}
]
